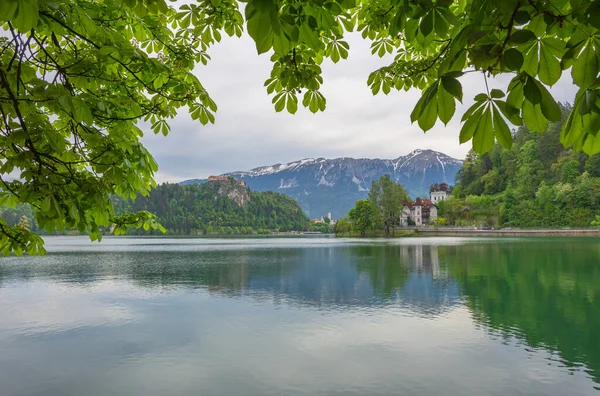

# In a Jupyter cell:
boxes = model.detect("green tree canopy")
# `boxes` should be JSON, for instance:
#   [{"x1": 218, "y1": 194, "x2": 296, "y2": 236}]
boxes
[
  {"x1": 368, "y1": 174, "x2": 408, "y2": 236},
  {"x1": 2, "y1": 0, "x2": 600, "y2": 253},
  {"x1": 348, "y1": 199, "x2": 377, "y2": 236}
]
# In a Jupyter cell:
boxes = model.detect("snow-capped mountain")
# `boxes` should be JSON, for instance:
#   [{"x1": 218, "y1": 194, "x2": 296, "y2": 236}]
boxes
[{"x1": 181, "y1": 149, "x2": 463, "y2": 218}]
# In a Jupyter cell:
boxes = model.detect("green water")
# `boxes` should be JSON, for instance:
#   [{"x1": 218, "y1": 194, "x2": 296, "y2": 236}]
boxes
[{"x1": 0, "y1": 236, "x2": 598, "y2": 395}]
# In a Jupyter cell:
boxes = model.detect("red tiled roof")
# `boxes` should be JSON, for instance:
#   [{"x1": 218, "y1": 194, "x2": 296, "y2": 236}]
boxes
[{"x1": 405, "y1": 198, "x2": 436, "y2": 209}]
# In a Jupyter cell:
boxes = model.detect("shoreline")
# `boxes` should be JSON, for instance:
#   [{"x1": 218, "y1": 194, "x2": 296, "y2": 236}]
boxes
[{"x1": 413, "y1": 228, "x2": 600, "y2": 237}]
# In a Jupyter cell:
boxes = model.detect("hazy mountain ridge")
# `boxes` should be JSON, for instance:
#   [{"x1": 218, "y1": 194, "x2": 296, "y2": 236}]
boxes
[{"x1": 182, "y1": 149, "x2": 463, "y2": 218}]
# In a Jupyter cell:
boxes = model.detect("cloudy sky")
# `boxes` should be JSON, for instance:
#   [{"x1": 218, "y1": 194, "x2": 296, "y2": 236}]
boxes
[{"x1": 141, "y1": 32, "x2": 579, "y2": 183}]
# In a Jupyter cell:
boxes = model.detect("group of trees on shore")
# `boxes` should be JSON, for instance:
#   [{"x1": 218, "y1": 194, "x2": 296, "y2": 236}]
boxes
[
  {"x1": 336, "y1": 175, "x2": 409, "y2": 236},
  {"x1": 439, "y1": 104, "x2": 600, "y2": 228},
  {"x1": 113, "y1": 182, "x2": 312, "y2": 234}
]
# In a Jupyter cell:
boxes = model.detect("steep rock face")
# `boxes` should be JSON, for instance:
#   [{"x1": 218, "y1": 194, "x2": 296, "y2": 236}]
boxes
[
  {"x1": 207, "y1": 180, "x2": 250, "y2": 207},
  {"x1": 182, "y1": 149, "x2": 463, "y2": 218}
]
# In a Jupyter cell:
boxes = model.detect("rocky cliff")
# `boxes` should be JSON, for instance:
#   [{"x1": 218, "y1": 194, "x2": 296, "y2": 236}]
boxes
[{"x1": 207, "y1": 179, "x2": 250, "y2": 207}]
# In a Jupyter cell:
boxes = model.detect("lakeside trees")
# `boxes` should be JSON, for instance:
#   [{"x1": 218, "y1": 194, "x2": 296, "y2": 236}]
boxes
[
  {"x1": 3, "y1": 1, "x2": 600, "y2": 253},
  {"x1": 368, "y1": 175, "x2": 409, "y2": 236},
  {"x1": 441, "y1": 104, "x2": 600, "y2": 228},
  {"x1": 348, "y1": 200, "x2": 377, "y2": 236},
  {"x1": 340, "y1": 175, "x2": 408, "y2": 236}
]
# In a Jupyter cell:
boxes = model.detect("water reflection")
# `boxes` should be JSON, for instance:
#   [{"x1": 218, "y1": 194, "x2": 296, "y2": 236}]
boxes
[
  {"x1": 0, "y1": 244, "x2": 459, "y2": 314},
  {"x1": 439, "y1": 241, "x2": 600, "y2": 385},
  {"x1": 0, "y1": 238, "x2": 599, "y2": 395}
]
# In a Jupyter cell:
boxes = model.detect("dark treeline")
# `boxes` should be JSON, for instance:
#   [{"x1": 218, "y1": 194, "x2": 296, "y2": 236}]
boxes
[
  {"x1": 440, "y1": 103, "x2": 600, "y2": 228},
  {"x1": 113, "y1": 182, "x2": 311, "y2": 234}
]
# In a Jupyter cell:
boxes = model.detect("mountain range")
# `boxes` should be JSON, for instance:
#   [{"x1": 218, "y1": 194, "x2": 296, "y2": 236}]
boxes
[{"x1": 181, "y1": 149, "x2": 463, "y2": 218}]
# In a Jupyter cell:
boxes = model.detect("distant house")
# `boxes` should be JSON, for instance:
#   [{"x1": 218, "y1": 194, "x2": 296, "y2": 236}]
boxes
[
  {"x1": 430, "y1": 182, "x2": 451, "y2": 204},
  {"x1": 311, "y1": 218, "x2": 323, "y2": 223},
  {"x1": 400, "y1": 198, "x2": 438, "y2": 226}
]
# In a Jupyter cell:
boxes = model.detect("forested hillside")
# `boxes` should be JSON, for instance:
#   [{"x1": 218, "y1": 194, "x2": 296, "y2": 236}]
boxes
[
  {"x1": 440, "y1": 104, "x2": 600, "y2": 228},
  {"x1": 113, "y1": 181, "x2": 311, "y2": 234}
]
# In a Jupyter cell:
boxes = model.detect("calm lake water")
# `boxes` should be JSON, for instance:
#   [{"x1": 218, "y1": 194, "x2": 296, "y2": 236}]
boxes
[{"x1": 0, "y1": 236, "x2": 599, "y2": 395}]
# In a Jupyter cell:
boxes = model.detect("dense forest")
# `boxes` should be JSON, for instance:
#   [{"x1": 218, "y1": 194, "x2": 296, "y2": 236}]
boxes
[
  {"x1": 1, "y1": 181, "x2": 320, "y2": 236},
  {"x1": 113, "y1": 181, "x2": 312, "y2": 234},
  {"x1": 440, "y1": 104, "x2": 600, "y2": 228}
]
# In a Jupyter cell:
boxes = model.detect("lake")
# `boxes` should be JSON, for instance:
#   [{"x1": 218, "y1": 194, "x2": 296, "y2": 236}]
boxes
[{"x1": 0, "y1": 236, "x2": 599, "y2": 395}]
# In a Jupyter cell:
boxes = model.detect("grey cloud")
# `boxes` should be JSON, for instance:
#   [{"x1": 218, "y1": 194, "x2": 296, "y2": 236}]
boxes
[{"x1": 142, "y1": 32, "x2": 579, "y2": 183}]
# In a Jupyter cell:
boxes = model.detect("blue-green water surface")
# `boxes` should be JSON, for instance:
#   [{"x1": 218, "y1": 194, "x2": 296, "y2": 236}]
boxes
[{"x1": 0, "y1": 236, "x2": 598, "y2": 395}]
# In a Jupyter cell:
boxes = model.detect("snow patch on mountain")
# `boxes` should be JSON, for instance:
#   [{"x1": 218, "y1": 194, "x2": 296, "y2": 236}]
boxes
[
  {"x1": 318, "y1": 175, "x2": 335, "y2": 187},
  {"x1": 352, "y1": 175, "x2": 368, "y2": 192},
  {"x1": 278, "y1": 178, "x2": 299, "y2": 189}
]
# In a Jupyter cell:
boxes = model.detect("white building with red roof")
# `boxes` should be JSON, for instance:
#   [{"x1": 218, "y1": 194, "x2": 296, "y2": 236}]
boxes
[{"x1": 400, "y1": 198, "x2": 438, "y2": 226}]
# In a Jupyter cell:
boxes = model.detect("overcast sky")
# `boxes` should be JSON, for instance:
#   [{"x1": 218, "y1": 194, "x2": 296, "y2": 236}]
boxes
[{"x1": 141, "y1": 32, "x2": 579, "y2": 183}]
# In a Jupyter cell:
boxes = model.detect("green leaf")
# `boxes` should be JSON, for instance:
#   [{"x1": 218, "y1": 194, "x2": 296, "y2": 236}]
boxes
[
  {"x1": 441, "y1": 76, "x2": 463, "y2": 102},
  {"x1": 509, "y1": 29, "x2": 537, "y2": 45},
  {"x1": 300, "y1": 23, "x2": 322, "y2": 49},
  {"x1": 474, "y1": 93, "x2": 488, "y2": 102},
  {"x1": 461, "y1": 101, "x2": 485, "y2": 123},
  {"x1": 472, "y1": 106, "x2": 494, "y2": 153},
  {"x1": 522, "y1": 100, "x2": 549, "y2": 132},
  {"x1": 514, "y1": 10, "x2": 530, "y2": 25},
  {"x1": 580, "y1": 89, "x2": 597, "y2": 115},
  {"x1": 389, "y1": 8, "x2": 405, "y2": 36},
  {"x1": 420, "y1": 11, "x2": 433, "y2": 37},
  {"x1": 73, "y1": 100, "x2": 93, "y2": 125},
  {"x1": 418, "y1": 97, "x2": 437, "y2": 132},
  {"x1": 246, "y1": 4, "x2": 274, "y2": 54},
  {"x1": 459, "y1": 109, "x2": 481, "y2": 144},
  {"x1": 494, "y1": 100, "x2": 522, "y2": 126},
  {"x1": 503, "y1": 48, "x2": 524, "y2": 71},
  {"x1": 527, "y1": 14, "x2": 546, "y2": 37},
  {"x1": 533, "y1": 79, "x2": 561, "y2": 122},
  {"x1": 507, "y1": 74, "x2": 526, "y2": 109},
  {"x1": 583, "y1": 133, "x2": 600, "y2": 155},
  {"x1": 492, "y1": 105, "x2": 513, "y2": 149},
  {"x1": 12, "y1": 0, "x2": 39, "y2": 31},
  {"x1": 273, "y1": 34, "x2": 292, "y2": 56},
  {"x1": 538, "y1": 41, "x2": 562, "y2": 86},
  {"x1": 561, "y1": 40, "x2": 584, "y2": 70},
  {"x1": 561, "y1": 104, "x2": 583, "y2": 146},
  {"x1": 437, "y1": 84, "x2": 455, "y2": 125},
  {"x1": 490, "y1": 89, "x2": 504, "y2": 99},
  {"x1": 286, "y1": 95, "x2": 298, "y2": 114},
  {"x1": 410, "y1": 82, "x2": 438, "y2": 123},
  {"x1": 434, "y1": 10, "x2": 449, "y2": 37},
  {"x1": 587, "y1": 0, "x2": 600, "y2": 30},
  {"x1": 522, "y1": 44, "x2": 539, "y2": 77},
  {"x1": 573, "y1": 41, "x2": 599, "y2": 89},
  {"x1": 41, "y1": 195, "x2": 52, "y2": 212},
  {"x1": 523, "y1": 77, "x2": 541, "y2": 104}
]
